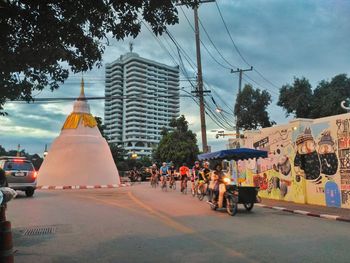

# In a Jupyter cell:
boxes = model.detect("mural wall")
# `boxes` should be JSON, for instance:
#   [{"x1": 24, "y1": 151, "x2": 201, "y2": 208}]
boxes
[{"x1": 236, "y1": 112, "x2": 350, "y2": 209}]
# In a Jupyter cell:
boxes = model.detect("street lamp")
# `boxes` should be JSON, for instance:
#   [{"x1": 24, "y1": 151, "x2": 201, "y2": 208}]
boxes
[{"x1": 131, "y1": 151, "x2": 138, "y2": 159}]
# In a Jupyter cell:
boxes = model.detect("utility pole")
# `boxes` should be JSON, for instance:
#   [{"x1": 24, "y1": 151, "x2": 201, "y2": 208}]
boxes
[
  {"x1": 193, "y1": 0, "x2": 214, "y2": 153},
  {"x1": 231, "y1": 66, "x2": 253, "y2": 138}
]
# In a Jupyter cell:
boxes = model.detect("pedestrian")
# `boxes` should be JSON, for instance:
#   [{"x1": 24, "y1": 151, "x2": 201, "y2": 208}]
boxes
[
  {"x1": 0, "y1": 167, "x2": 8, "y2": 221},
  {"x1": 0, "y1": 168, "x2": 8, "y2": 187}
]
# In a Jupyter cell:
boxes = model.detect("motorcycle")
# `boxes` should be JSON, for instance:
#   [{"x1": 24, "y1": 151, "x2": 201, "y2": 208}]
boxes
[{"x1": 207, "y1": 177, "x2": 239, "y2": 216}]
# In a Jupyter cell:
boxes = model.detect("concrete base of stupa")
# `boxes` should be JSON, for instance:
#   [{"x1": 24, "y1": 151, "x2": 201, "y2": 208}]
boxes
[{"x1": 38, "y1": 132, "x2": 120, "y2": 186}]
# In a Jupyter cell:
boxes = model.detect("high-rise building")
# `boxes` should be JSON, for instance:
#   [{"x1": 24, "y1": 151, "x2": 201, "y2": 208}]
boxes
[{"x1": 104, "y1": 49, "x2": 180, "y2": 158}]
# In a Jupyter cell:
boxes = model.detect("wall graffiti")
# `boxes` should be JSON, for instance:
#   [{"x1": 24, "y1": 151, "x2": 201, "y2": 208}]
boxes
[
  {"x1": 237, "y1": 113, "x2": 350, "y2": 209},
  {"x1": 336, "y1": 118, "x2": 350, "y2": 208}
]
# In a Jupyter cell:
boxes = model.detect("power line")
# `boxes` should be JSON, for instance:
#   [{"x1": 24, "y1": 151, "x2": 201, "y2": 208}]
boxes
[
  {"x1": 242, "y1": 73, "x2": 279, "y2": 96},
  {"x1": 198, "y1": 16, "x2": 238, "y2": 69},
  {"x1": 144, "y1": 20, "x2": 236, "y2": 131},
  {"x1": 179, "y1": 6, "x2": 231, "y2": 70},
  {"x1": 215, "y1": 1, "x2": 281, "y2": 90}
]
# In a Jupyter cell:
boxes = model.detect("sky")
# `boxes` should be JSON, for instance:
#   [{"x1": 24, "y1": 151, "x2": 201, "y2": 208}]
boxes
[{"x1": 1, "y1": 0, "x2": 350, "y2": 156}]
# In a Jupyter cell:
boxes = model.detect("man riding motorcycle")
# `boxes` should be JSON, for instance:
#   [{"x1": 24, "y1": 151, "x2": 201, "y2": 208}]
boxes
[{"x1": 211, "y1": 163, "x2": 227, "y2": 208}]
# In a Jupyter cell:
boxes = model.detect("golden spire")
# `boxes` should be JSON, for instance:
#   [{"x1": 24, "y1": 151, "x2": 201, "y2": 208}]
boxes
[{"x1": 80, "y1": 77, "x2": 85, "y2": 97}]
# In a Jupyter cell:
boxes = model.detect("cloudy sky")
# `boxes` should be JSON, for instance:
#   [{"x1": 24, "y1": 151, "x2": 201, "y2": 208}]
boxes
[{"x1": 1, "y1": 0, "x2": 350, "y2": 155}]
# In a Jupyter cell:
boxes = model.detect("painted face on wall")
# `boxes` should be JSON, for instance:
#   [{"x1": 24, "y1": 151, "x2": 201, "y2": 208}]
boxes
[
  {"x1": 294, "y1": 128, "x2": 321, "y2": 181},
  {"x1": 319, "y1": 144, "x2": 333, "y2": 154},
  {"x1": 298, "y1": 139, "x2": 316, "y2": 154}
]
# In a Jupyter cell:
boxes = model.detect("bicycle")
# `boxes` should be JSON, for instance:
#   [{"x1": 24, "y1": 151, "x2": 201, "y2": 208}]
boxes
[
  {"x1": 181, "y1": 177, "x2": 188, "y2": 194},
  {"x1": 150, "y1": 175, "x2": 158, "y2": 188},
  {"x1": 197, "y1": 180, "x2": 209, "y2": 201},
  {"x1": 191, "y1": 180, "x2": 199, "y2": 197},
  {"x1": 169, "y1": 175, "x2": 176, "y2": 190},
  {"x1": 161, "y1": 175, "x2": 168, "y2": 192}
]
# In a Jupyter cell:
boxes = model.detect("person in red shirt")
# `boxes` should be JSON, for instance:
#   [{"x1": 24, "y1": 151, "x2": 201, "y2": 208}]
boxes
[{"x1": 179, "y1": 163, "x2": 190, "y2": 193}]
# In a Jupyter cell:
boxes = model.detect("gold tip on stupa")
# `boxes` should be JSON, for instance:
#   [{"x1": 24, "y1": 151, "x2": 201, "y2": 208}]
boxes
[{"x1": 80, "y1": 77, "x2": 85, "y2": 97}]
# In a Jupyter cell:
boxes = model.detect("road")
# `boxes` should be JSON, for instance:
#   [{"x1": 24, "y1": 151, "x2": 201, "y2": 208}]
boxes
[{"x1": 7, "y1": 182, "x2": 350, "y2": 263}]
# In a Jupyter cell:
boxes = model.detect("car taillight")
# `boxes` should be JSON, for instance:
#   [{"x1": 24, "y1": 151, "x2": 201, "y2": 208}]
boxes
[
  {"x1": 14, "y1": 159, "x2": 24, "y2": 163},
  {"x1": 33, "y1": 171, "x2": 38, "y2": 179}
]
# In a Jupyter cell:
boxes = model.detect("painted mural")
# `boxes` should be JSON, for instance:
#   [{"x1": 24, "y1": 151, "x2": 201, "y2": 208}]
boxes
[
  {"x1": 336, "y1": 118, "x2": 350, "y2": 208},
  {"x1": 236, "y1": 112, "x2": 350, "y2": 209}
]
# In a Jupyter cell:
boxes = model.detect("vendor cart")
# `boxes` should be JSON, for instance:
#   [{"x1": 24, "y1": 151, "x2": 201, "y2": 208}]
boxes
[{"x1": 198, "y1": 148, "x2": 268, "y2": 215}]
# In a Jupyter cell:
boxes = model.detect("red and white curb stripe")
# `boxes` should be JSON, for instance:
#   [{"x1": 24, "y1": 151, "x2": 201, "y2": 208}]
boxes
[
  {"x1": 256, "y1": 203, "x2": 350, "y2": 223},
  {"x1": 37, "y1": 184, "x2": 130, "y2": 190}
]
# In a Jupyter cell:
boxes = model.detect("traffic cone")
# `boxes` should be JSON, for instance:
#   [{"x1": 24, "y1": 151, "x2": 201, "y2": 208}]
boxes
[{"x1": 0, "y1": 220, "x2": 14, "y2": 263}]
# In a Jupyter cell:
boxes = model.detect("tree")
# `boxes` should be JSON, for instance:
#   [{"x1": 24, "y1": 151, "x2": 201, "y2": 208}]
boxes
[
  {"x1": 95, "y1": 116, "x2": 108, "y2": 140},
  {"x1": 153, "y1": 115, "x2": 199, "y2": 167},
  {"x1": 277, "y1": 77, "x2": 313, "y2": 118},
  {"x1": 139, "y1": 156, "x2": 152, "y2": 167},
  {"x1": 29, "y1": 153, "x2": 43, "y2": 170},
  {"x1": 234, "y1": 85, "x2": 275, "y2": 130},
  {"x1": 310, "y1": 74, "x2": 350, "y2": 118},
  {"x1": 0, "y1": 145, "x2": 6, "y2": 156},
  {"x1": 109, "y1": 143, "x2": 129, "y2": 171},
  {"x1": 277, "y1": 74, "x2": 350, "y2": 119},
  {"x1": 0, "y1": 0, "x2": 196, "y2": 114}
]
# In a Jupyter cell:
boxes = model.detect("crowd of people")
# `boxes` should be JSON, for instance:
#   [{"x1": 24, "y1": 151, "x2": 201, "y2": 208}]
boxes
[{"x1": 150, "y1": 161, "x2": 226, "y2": 205}]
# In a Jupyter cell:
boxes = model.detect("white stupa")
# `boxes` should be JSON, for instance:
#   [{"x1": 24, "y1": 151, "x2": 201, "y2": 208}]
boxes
[{"x1": 38, "y1": 79, "x2": 120, "y2": 186}]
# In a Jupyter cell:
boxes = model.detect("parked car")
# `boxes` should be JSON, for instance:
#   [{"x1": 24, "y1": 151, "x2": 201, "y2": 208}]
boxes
[{"x1": 0, "y1": 156, "x2": 37, "y2": 197}]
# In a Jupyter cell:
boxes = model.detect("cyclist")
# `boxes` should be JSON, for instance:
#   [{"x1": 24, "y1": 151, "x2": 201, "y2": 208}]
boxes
[
  {"x1": 179, "y1": 163, "x2": 190, "y2": 192},
  {"x1": 151, "y1": 164, "x2": 158, "y2": 186},
  {"x1": 191, "y1": 161, "x2": 201, "y2": 194},
  {"x1": 201, "y1": 161, "x2": 211, "y2": 182},
  {"x1": 159, "y1": 162, "x2": 169, "y2": 187},
  {"x1": 168, "y1": 162, "x2": 176, "y2": 187},
  {"x1": 198, "y1": 161, "x2": 211, "y2": 195}
]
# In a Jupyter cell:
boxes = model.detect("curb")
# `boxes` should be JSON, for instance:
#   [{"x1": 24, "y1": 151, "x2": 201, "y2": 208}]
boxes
[
  {"x1": 36, "y1": 184, "x2": 130, "y2": 190},
  {"x1": 256, "y1": 204, "x2": 350, "y2": 223}
]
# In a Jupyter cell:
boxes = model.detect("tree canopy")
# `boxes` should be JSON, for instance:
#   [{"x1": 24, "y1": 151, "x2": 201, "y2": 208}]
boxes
[
  {"x1": 153, "y1": 115, "x2": 199, "y2": 167},
  {"x1": 95, "y1": 116, "x2": 108, "y2": 140},
  {"x1": 277, "y1": 74, "x2": 350, "y2": 119},
  {"x1": 234, "y1": 84, "x2": 275, "y2": 130},
  {"x1": 277, "y1": 77, "x2": 313, "y2": 118},
  {"x1": 310, "y1": 74, "x2": 350, "y2": 118},
  {"x1": 0, "y1": 0, "x2": 196, "y2": 114}
]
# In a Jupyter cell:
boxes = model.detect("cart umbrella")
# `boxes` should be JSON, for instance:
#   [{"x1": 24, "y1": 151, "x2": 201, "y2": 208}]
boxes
[{"x1": 198, "y1": 148, "x2": 268, "y2": 161}]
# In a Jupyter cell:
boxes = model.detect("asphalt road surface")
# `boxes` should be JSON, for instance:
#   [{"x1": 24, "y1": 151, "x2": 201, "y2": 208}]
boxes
[{"x1": 7, "y1": 182, "x2": 350, "y2": 263}]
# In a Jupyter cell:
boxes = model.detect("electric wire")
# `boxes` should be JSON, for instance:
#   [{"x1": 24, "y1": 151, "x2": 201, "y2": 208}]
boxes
[
  {"x1": 215, "y1": 0, "x2": 281, "y2": 90},
  {"x1": 179, "y1": 6, "x2": 231, "y2": 70}
]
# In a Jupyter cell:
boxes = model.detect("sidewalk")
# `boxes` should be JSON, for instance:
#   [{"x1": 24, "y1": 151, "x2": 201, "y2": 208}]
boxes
[{"x1": 259, "y1": 198, "x2": 350, "y2": 223}]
